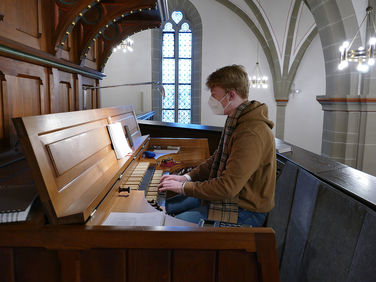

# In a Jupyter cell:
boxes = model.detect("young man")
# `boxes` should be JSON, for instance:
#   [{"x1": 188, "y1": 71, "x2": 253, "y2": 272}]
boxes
[{"x1": 158, "y1": 65, "x2": 276, "y2": 227}]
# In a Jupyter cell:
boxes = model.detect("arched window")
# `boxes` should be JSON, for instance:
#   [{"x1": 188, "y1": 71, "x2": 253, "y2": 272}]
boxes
[{"x1": 161, "y1": 11, "x2": 192, "y2": 124}]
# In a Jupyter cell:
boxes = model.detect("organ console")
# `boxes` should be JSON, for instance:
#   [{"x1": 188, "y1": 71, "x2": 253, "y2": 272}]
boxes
[
  {"x1": 11, "y1": 105, "x2": 210, "y2": 226},
  {"x1": 0, "y1": 105, "x2": 280, "y2": 282}
]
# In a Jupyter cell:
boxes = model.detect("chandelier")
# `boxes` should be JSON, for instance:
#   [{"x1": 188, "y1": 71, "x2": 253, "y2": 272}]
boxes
[
  {"x1": 250, "y1": 44, "x2": 268, "y2": 89},
  {"x1": 250, "y1": 63, "x2": 268, "y2": 88},
  {"x1": 113, "y1": 37, "x2": 134, "y2": 53},
  {"x1": 338, "y1": 6, "x2": 376, "y2": 72}
]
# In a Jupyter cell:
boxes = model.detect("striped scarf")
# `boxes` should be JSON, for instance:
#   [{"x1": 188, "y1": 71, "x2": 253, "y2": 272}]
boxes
[{"x1": 207, "y1": 101, "x2": 252, "y2": 223}]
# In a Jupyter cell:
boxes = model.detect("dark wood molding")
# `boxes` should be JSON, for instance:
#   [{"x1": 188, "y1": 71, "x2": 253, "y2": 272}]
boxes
[
  {"x1": 0, "y1": 35, "x2": 104, "y2": 80},
  {"x1": 276, "y1": 140, "x2": 376, "y2": 211}
]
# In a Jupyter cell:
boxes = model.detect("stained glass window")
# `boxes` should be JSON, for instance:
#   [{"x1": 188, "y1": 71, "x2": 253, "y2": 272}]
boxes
[
  {"x1": 179, "y1": 33, "x2": 192, "y2": 58},
  {"x1": 162, "y1": 110, "x2": 175, "y2": 122},
  {"x1": 178, "y1": 59, "x2": 191, "y2": 83},
  {"x1": 178, "y1": 110, "x2": 191, "y2": 124},
  {"x1": 161, "y1": 11, "x2": 192, "y2": 124},
  {"x1": 162, "y1": 33, "x2": 174, "y2": 58},
  {"x1": 163, "y1": 22, "x2": 174, "y2": 32},
  {"x1": 180, "y1": 23, "x2": 191, "y2": 32},
  {"x1": 162, "y1": 59, "x2": 175, "y2": 84},
  {"x1": 171, "y1": 11, "x2": 183, "y2": 24},
  {"x1": 178, "y1": 85, "x2": 191, "y2": 109},
  {"x1": 162, "y1": 85, "x2": 175, "y2": 109}
]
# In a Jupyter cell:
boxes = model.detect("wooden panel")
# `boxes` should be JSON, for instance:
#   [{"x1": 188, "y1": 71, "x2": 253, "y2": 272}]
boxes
[
  {"x1": 46, "y1": 127, "x2": 111, "y2": 177},
  {"x1": 14, "y1": 247, "x2": 59, "y2": 282},
  {"x1": 57, "y1": 82, "x2": 71, "y2": 113},
  {"x1": 254, "y1": 232, "x2": 281, "y2": 282},
  {"x1": 54, "y1": 146, "x2": 121, "y2": 218},
  {"x1": 81, "y1": 249, "x2": 126, "y2": 282},
  {"x1": 80, "y1": 76, "x2": 96, "y2": 110},
  {"x1": 0, "y1": 0, "x2": 42, "y2": 48},
  {"x1": 173, "y1": 250, "x2": 216, "y2": 282},
  {"x1": 0, "y1": 248, "x2": 15, "y2": 282},
  {"x1": 0, "y1": 228, "x2": 280, "y2": 282},
  {"x1": 0, "y1": 59, "x2": 47, "y2": 150},
  {"x1": 217, "y1": 250, "x2": 259, "y2": 282},
  {"x1": 138, "y1": 120, "x2": 222, "y2": 155},
  {"x1": 58, "y1": 250, "x2": 81, "y2": 282},
  {"x1": 128, "y1": 249, "x2": 171, "y2": 282},
  {"x1": 149, "y1": 138, "x2": 210, "y2": 164},
  {"x1": 13, "y1": 75, "x2": 42, "y2": 117},
  {"x1": 0, "y1": 1, "x2": 9, "y2": 16},
  {"x1": 84, "y1": 88, "x2": 93, "y2": 110},
  {"x1": 51, "y1": 69, "x2": 76, "y2": 113},
  {"x1": 6, "y1": 74, "x2": 43, "y2": 147},
  {"x1": 39, "y1": 120, "x2": 115, "y2": 190},
  {"x1": 16, "y1": 0, "x2": 39, "y2": 38}
]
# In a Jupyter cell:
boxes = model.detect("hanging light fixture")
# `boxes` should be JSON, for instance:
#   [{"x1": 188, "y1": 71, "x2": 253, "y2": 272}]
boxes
[
  {"x1": 250, "y1": 44, "x2": 268, "y2": 89},
  {"x1": 113, "y1": 37, "x2": 134, "y2": 53},
  {"x1": 338, "y1": 6, "x2": 376, "y2": 73}
]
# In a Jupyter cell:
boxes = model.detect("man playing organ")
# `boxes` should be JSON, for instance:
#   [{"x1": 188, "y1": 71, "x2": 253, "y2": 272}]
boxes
[{"x1": 158, "y1": 65, "x2": 276, "y2": 227}]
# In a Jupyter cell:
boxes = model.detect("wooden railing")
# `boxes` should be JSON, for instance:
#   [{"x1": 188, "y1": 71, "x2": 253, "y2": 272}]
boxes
[{"x1": 136, "y1": 111, "x2": 155, "y2": 120}]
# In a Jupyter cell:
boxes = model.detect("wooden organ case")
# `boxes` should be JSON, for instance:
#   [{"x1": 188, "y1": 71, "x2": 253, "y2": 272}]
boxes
[{"x1": 0, "y1": 105, "x2": 280, "y2": 282}]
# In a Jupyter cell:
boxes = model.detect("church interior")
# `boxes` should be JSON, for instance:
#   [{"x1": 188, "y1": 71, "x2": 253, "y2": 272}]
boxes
[{"x1": 0, "y1": 0, "x2": 375, "y2": 281}]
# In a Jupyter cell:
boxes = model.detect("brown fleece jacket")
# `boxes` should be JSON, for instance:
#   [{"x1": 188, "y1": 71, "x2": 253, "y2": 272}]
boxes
[{"x1": 183, "y1": 101, "x2": 276, "y2": 213}]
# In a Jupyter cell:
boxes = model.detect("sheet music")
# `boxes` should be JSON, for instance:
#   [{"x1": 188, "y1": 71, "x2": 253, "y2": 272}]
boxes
[
  {"x1": 107, "y1": 122, "x2": 133, "y2": 159},
  {"x1": 152, "y1": 148, "x2": 180, "y2": 159},
  {"x1": 102, "y1": 212, "x2": 166, "y2": 226}
]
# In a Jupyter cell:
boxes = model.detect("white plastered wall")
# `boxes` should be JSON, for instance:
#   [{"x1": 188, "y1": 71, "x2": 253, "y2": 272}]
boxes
[
  {"x1": 284, "y1": 35, "x2": 325, "y2": 155},
  {"x1": 100, "y1": 30, "x2": 152, "y2": 114}
]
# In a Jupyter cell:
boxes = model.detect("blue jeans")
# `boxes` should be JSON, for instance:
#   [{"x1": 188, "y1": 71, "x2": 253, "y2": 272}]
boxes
[
  {"x1": 165, "y1": 195, "x2": 267, "y2": 226},
  {"x1": 238, "y1": 208, "x2": 267, "y2": 227},
  {"x1": 165, "y1": 195, "x2": 207, "y2": 224}
]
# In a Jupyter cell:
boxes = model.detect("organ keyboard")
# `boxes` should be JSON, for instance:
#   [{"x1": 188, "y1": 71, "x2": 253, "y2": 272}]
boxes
[{"x1": 119, "y1": 162, "x2": 164, "y2": 205}]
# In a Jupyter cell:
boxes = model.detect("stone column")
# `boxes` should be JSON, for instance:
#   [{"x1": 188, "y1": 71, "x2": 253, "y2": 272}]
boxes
[
  {"x1": 316, "y1": 97, "x2": 361, "y2": 167},
  {"x1": 275, "y1": 100, "x2": 288, "y2": 139},
  {"x1": 307, "y1": 0, "x2": 363, "y2": 167},
  {"x1": 356, "y1": 100, "x2": 376, "y2": 175}
]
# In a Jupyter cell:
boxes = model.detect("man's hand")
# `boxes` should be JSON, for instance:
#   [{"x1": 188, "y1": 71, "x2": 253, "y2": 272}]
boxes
[
  {"x1": 158, "y1": 179, "x2": 185, "y2": 194},
  {"x1": 159, "y1": 174, "x2": 187, "y2": 183}
]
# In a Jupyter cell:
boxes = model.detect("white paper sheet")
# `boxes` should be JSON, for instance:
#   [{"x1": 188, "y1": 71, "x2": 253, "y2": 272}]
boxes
[
  {"x1": 102, "y1": 212, "x2": 166, "y2": 226},
  {"x1": 153, "y1": 149, "x2": 179, "y2": 154},
  {"x1": 107, "y1": 122, "x2": 132, "y2": 159}
]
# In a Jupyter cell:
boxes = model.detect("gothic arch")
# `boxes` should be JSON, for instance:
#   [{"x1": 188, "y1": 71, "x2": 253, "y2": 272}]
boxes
[{"x1": 306, "y1": 0, "x2": 359, "y2": 97}]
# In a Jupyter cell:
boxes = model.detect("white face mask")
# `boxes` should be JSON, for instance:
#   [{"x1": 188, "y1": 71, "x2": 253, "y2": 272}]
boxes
[{"x1": 208, "y1": 93, "x2": 230, "y2": 115}]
